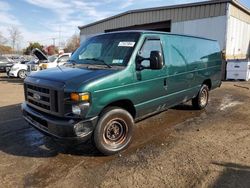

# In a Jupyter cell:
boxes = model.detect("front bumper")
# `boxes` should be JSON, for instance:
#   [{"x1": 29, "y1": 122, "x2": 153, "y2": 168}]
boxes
[
  {"x1": 21, "y1": 102, "x2": 98, "y2": 142},
  {"x1": 8, "y1": 70, "x2": 18, "y2": 77}
]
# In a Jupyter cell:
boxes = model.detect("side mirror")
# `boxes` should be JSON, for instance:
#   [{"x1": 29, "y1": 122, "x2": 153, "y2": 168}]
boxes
[
  {"x1": 136, "y1": 51, "x2": 164, "y2": 71},
  {"x1": 149, "y1": 51, "x2": 163, "y2": 70}
]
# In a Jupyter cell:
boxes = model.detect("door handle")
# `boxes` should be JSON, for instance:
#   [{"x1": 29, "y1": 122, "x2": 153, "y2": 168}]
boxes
[{"x1": 163, "y1": 78, "x2": 167, "y2": 90}]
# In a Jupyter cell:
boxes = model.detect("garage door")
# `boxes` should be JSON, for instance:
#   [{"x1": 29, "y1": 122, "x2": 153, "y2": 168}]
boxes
[{"x1": 105, "y1": 20, "x2": 171, "y2": 33}]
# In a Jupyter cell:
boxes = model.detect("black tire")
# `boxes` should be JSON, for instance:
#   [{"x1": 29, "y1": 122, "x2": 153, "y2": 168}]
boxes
[
  {"x1": 18, "y1": 69, "x2": 27, "y2": 79},
  {"x1": 6, "y1": 71, "x2": 10, "y2": 77},
  {"x1": 94, "y1": 107, "x2": 134, "y2": 155},
  {"x1": 192, "y1": 84, "x2": 209, "y2": 110}
]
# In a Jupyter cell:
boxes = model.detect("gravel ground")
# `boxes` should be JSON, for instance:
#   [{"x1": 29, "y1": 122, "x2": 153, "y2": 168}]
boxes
[{"x1": 0, "y1": 73, "x2": 249, "y2": 188}]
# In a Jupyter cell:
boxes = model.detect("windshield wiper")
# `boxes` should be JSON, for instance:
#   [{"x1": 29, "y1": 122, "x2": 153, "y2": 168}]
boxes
[{"x1": 84, "y1": 58, "x2": 112, "y2": 68}]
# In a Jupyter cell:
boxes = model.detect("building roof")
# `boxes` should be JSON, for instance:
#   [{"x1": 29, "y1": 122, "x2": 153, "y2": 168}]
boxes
[{"x1": 79, "y1": 0, "x2": 250, "y2": 30}]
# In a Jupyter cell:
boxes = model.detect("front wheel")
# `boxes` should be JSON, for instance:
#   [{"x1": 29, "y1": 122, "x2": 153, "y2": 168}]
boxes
[
  {"x1": 94, "y1": 107, "x2": 134, "y2": 155},
  {"x1": 18, "y1": 69, "x2": 27, "y2": 79},
  {"x1": 192, "y1": 84, "x2": 209, "y2": 110}
]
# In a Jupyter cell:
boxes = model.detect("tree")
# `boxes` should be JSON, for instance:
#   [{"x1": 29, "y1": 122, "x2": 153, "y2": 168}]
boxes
[
  {"x1": 64, "y1": 34, "x2": 80, "y2": 53},
  {"x1": 0, "y1": 32, "x2": 7, "y2": 45},
  {"x1": 0, "y1": 45, "x2": 12, "y2": 54},
  {"x1": 45, "y1": 45, "x2": 58, "y2": 55},
  {"x1": 23, "y1": 42, "x2": 44, "y2": 55},
  {"x1": 8, "y1": 25, "x2": 22, "y2": 51}
]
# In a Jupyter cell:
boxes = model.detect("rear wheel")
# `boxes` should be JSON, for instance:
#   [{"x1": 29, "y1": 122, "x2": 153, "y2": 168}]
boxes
[
  {"x1": 192, "y1": 84, "x2": 209, "y2": 110},
  {"x1": 18, "y1": 69, "x2": 27, "y2": 79},
  {"x1": 94, "y1": 107, "x2": 134, "y2": 155}
]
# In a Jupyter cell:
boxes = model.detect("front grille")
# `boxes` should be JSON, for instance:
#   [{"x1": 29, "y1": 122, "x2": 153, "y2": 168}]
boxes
[{"x1": 25, "y1": 83, "x2": 61, "y2": 115}]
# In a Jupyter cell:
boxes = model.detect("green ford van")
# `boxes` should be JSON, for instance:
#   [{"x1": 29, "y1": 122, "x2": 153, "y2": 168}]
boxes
[{"x1": 22, "y1": 31, "x2": 222, "y2": 155}]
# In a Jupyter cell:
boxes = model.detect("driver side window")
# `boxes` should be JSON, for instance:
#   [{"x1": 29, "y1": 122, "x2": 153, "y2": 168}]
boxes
[{"x1": 140, "y1": 39, "x2": 162, "y2": 67}]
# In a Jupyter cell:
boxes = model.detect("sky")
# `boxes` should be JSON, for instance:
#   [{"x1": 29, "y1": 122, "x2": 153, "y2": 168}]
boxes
[{"x1": 0, "y1": 0, "x2": 249, "y2": 49}]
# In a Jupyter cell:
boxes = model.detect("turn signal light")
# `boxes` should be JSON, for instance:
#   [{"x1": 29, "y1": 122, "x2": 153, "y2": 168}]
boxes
[{"x1": 70, "y1": 92, "x2": 90, "y2": 101}]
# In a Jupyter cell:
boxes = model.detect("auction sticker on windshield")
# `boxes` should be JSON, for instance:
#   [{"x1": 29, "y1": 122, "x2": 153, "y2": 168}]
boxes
[
  {"x1": 118, "y1": 42, "x2": 135, "y2": 47},
  {"x1": 112, "y1": 59, "x2": 123, "y2": 64}
]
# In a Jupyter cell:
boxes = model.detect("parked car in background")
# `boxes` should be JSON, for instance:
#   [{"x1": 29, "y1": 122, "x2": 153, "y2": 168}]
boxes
[
  {"x1": 27, "y1": 49, "x2": 48, "y2": 74},
  {"x1": 0, "y1": 56, "x2": 14, "y2": 72},
  {"x1": 9, "y1": 56, "x2": 26, "y2": 64},
  {"x1": 40, "y1": 53, "x2": 71, "y2": 69},
  {"x1": 27, "y1": 48, "x2": 71, "y2": 74},
  {"x1": 8, "y1": 60, "x2": 36, "y2": 79}
]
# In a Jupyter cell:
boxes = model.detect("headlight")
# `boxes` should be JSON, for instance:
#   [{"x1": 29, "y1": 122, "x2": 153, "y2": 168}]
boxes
[
  {"x1": 72, "y1": 103, "x2": 90, "y2": 116},
  {"x1": 70, "y1": 92, "x2": 90, "y2": 102},
  {"x1": 31, "y1": 65, "x2": 39, "y2": 71},
  {"x1": 72, "y1": 105, "x2": 81, "y2": 115}
]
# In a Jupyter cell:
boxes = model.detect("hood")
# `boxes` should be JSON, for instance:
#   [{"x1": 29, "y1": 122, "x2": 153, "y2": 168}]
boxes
[
  {"x1": 32, "y1": 48, "x2": 48, "y2": 61},
  {"x1": 28, "y1": 66, "x2": 117, "y2": 89}
]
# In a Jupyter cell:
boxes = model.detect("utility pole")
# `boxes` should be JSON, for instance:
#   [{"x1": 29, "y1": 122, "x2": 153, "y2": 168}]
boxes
[
  {"x1": 52, "y1": 38, "x2": 56, "y2": 46},
  {"x1": 59, "y1": 25, "x2": 61, "y2": 49}
]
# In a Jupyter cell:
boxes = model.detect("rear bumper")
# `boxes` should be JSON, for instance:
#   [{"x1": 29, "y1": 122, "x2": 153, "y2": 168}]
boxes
[{"x1": 21, "y1": 102, "x2": 98, "y2": 142}]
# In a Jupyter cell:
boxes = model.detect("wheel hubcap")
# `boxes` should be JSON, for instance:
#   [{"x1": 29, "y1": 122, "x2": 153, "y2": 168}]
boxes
[
  {"x1": 104, "y1": 119, "x2": 128, "y2": 145},
  {"x1": 200, "y1": 89, "x2": 207, "y2": 106},
  {"x1": 20, "y1": 71, "x2": 26, "y2": 78}
]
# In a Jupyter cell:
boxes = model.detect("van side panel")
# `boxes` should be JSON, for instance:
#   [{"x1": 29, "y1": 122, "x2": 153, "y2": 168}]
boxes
[
  {"x1": 180, "y1": 37, "x2": 222, "y2": 90},
  {"x1": 162, "y1": 35, "x2": 221, "y2": 107}
]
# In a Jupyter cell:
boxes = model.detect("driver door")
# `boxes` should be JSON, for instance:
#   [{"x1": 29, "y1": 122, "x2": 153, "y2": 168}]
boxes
[{"x1": 134, "y1": 36, "x2": 168, "y2": 117}]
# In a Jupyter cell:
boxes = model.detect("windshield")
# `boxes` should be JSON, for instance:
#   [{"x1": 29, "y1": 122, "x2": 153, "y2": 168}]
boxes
[
  {"x1": 48, "y1": 55, "x2": 57, "y2": 62},
  {"x1": 70, "y1": 32, "x2": 140, "y2": 67}
]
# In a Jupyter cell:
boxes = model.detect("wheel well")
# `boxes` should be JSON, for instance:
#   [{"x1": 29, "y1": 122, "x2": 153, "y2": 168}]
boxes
[
  {"x1": 103, "y1": 100, "x2": 136, "y2": 118},
  {"x1": 18, "y1": 69, "x2": 24, "y2": 74},
  {"x1": 203, "y1": 79, "x2": 212, "y2": 90},
  {"x1": 18, "y1": 69, "x2": 26, "y2": 73}
]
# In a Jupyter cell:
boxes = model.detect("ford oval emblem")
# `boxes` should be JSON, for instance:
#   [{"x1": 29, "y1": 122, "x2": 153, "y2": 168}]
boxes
[{"x1": 33, "y1": 93, "x2": 41, "y2": 100}]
